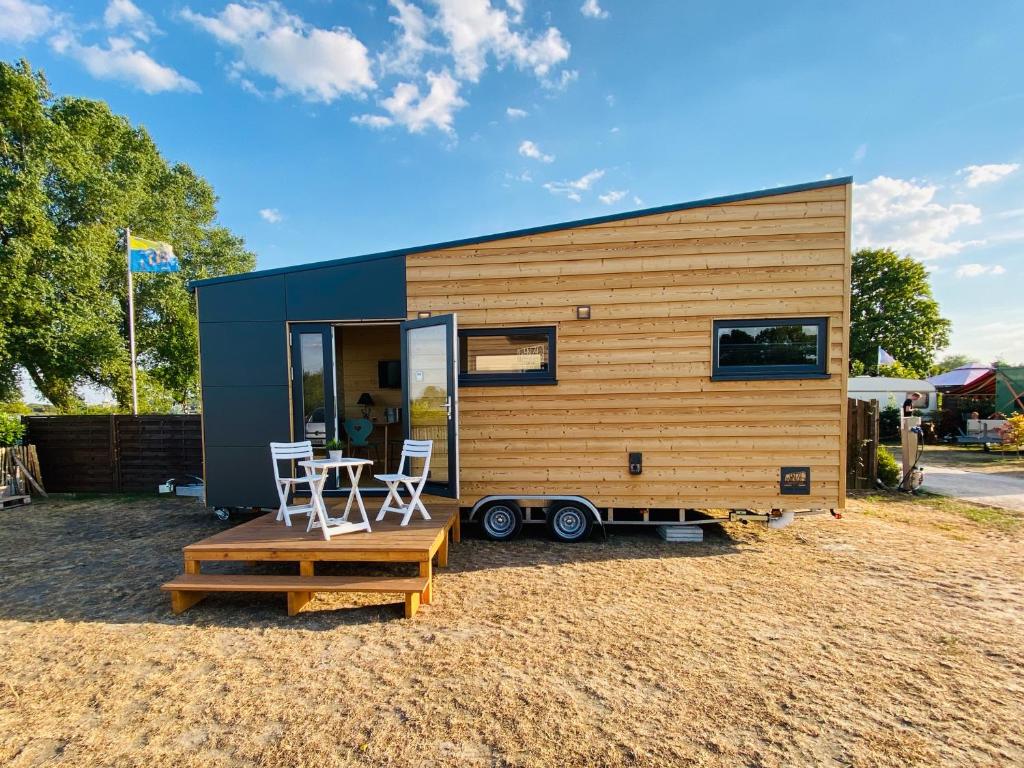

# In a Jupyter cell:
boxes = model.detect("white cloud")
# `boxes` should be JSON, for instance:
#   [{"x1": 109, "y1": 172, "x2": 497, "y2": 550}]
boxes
[
  {"x1": 580, "y1": 0, "x2": 609, "y2": 20},
  {"x1": 182, "y1": 2, "x2": 375, "y2": 102},
  {"x1": 958, "y1": 163, "x2": 1020, "y2": 188},
  {"x1": 518, "y1": 139, "x2": 553, "y2": 163},
  {"x1": 633, "y1": 195, "x2": 644, "y2": 206},
  {"x1": 946, "y1": 309, "x2": 1024, "y2": 365},
  {"x1": 379, "y1": 0, "x2": 438, "y2": 75},
  {"x1": 852, "y1": 143, "x2": 867, "y2": 163},
  {"x1": 351, "y1": 113, "x2": 394, "y2": 129},
  {"x1": 955, "y1": 263, "x2": 1006, "y2": 278},
  {"x1": 50, "y1": 31, "x2": 200, "y2": 94},
  {"x1": 598, "y1": 189, "x2": 627, "y2": 205},
  {"x1": 0, "y1": 0, "x2": 56, "y2": 43},
  {"x1": 104, "y1": 0, "x2": 157, "y2": 41},
  {"x1": 506, "y1": 106, "x2": 528, "y2": 119},
  {"x1": 505, "y1": 0, "x2": 525, "y2": 23},
  {"x1": 259, "y1": 208, "x2": 283, "y2": 223},
  {"x1": 853, "y1": 175, "x2": 983, "y2": 260},
  {"x1": 433, "y1": 0, "x2": 570, "y2": 82},
  {"x1": 543, "y1": 168, "x2": 604, "y2": 202},
  {"x1": 355, "y1": 69, "x2": 466, "y2": 134},
  {"x1": 541, "y1": 68, "x2": 578, "y2": 91},
  {"x1": 505, "y1": 170, "x2": 532, "y2": 183}
]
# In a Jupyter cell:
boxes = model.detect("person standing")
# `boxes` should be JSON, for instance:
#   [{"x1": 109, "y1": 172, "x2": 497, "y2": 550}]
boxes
[{"x1": 902, "y1": 392, "x2": 921, "y2": 417}]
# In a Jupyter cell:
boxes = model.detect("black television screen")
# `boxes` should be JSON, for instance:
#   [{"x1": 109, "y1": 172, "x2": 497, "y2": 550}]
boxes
[{"x1": 378, "y1": 360, "x2": 402, "y2": 389}]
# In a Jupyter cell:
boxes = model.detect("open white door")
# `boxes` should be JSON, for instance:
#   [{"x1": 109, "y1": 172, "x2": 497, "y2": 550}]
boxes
[{"x1": 401, "y1": 313, "x2": 459, "y2": 498}]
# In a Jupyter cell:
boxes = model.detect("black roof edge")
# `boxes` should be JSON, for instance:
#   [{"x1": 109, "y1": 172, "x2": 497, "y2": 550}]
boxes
[{"x1": 188, "y1": 176, "x2": 853, "y2": 290}]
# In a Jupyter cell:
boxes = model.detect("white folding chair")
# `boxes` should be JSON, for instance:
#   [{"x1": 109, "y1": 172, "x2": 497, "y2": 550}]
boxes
[
  {"x1": 270, "y1": 441, "x2": 318, "y2": 526},
  {"x1": 375, "y1": 439, "x2": 433, "y2": 526}
]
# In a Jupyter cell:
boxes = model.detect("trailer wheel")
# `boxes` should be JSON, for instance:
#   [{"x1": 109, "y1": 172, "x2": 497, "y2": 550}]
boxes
[
  {"x1": 547, "y1": 502, "x2": 594, "y2": 543},
  {"x1": 479, "y1": 501, "x2": 523, "y2": 541},
  {"x1": 213, "y1": 507, "x2": 231, "y2": 522}
]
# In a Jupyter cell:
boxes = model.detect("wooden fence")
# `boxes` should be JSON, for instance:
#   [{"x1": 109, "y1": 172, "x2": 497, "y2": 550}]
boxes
[
  {"x1": 847, "y1": 398, "x2": 879, "y2": 491},
  {"x1": 22, "y1": 415, "x2": 202, "y2": 493}
]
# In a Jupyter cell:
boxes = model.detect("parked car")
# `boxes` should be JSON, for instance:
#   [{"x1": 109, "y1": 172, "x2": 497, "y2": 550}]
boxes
[{"x1": 304, "y1": 407, "x2": 326, "y2": 446}]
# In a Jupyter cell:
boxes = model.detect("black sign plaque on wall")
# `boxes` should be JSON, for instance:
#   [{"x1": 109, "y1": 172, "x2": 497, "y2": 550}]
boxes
[{"x1": 780, "y1": 466, "x2": 811, "y2": 495}]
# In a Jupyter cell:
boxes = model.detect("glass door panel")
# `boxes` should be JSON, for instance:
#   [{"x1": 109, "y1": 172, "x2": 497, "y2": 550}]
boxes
[
  {"x1": 401, "y1": 314, "x2": 459, "y2": 498},
  {"x1": 298, "y1": 333, "x2": 326, "y2": 445},
  {"x1": 290, "y1": 324, "x2": 337, "y2": 488}
]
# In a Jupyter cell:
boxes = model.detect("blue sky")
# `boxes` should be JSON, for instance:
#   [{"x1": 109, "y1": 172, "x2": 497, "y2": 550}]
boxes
[{"x1": 3, "y1": 0, "x2": 1024, "y2": 369}]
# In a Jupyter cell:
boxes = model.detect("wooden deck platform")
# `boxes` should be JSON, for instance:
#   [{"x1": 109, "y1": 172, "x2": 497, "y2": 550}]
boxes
[{"x1": 164, "y1": 501, "x2": 460, "y2": 618}]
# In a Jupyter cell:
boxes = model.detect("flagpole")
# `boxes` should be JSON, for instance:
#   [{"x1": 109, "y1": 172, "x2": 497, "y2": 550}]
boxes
[{"x1": 126, "y1": 227, "x2": 139, "y2": 415}]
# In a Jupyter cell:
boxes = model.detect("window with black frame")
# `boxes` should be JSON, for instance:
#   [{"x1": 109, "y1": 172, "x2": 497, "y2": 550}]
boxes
[
  {"x1": 712, "y1": 318, "x2": 828, "y2": 380},
  {"x1": 458, "y1": 327, "x2": 556, "y2": 386}
]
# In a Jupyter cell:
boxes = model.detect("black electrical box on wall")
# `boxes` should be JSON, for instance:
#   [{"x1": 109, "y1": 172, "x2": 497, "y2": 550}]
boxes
[
  {"x1": 780, "y1": 466, "x2": 811, "y2": 494},
  {"x1": 629, "y1": 452, "x2": 642, "y2": 475}
]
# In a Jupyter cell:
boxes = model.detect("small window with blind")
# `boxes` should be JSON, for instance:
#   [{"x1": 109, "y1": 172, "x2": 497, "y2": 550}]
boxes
[
  {"x1": 712, "y1": 318, "x2": 829, "y2": 380},
  {"x1": 458, "y1": 327, "x2": 556, "y2": 386}
]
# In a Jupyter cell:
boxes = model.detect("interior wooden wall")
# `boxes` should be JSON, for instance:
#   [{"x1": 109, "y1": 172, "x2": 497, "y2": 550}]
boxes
[
  {"x1": 405, "y1": 183, "x2": 852, "y2": 510},
  {"x1": 336, "y1": 325, "x2": 402, "y2": 420}
]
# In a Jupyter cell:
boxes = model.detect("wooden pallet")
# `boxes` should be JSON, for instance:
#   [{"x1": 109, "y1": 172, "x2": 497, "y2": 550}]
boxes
[{"x1": 0, "y1": 495, "x2": 31, "y2": 510}]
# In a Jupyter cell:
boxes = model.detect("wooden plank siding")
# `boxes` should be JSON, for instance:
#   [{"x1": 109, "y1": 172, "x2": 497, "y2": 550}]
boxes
[{"x1": 406, "y1": 184, "x2": 852, "y2": 510}]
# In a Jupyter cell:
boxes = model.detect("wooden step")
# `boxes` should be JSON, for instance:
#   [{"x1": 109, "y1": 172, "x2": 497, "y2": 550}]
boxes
[{"x1": 162, "y1": 574, "x2": 429, "y2": 618}]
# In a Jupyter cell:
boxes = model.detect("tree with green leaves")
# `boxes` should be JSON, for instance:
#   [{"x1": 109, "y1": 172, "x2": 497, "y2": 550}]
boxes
[
  {"x1": 930, "y1": 353, "x2": 975, "y2": 376},
  {"x1": 0, "y1": 59, "x2": 255, "y2": 411},
  {"x1": 849, "y1": 247, "x2": 951, "y2": 378}
]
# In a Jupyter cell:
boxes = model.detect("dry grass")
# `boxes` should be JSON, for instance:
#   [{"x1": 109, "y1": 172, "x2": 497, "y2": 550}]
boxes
[{"x1": 1, "y1": 493, "x2": 1022, "y2": 767}]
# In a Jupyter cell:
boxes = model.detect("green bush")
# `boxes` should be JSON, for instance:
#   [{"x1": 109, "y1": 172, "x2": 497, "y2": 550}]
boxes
[
  {"x1": 877, "y1": 449, "x2": 901, "y2": 486},
  {"x1": 0, "y1": 413, "x2": 25, "y2": 447},
  {"x1": 879, "y1": 406, "x2": 902, "y2": 439}
]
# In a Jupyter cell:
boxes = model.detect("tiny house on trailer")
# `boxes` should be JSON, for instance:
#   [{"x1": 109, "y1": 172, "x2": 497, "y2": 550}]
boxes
[{"x1": 191, "y1": 177, "x2": 852, "y2": 540}]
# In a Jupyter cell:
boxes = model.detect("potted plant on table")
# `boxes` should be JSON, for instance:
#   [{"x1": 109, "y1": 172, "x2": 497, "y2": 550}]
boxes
[{"x1": 325, "y1": 438, "x2": 344, "y2": 462}]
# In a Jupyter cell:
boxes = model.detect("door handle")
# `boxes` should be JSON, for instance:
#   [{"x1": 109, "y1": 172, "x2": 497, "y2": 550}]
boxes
[{"x1": 444, "y1": 396, "x2": 452, "y2": 420}]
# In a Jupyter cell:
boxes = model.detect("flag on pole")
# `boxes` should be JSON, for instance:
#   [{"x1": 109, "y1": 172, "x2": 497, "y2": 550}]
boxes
[
  {"x1": 878, "y1": 347, "x2": 897, "y2": 366},
  {"x1": 129, "y1": 235, "x2": 179, "y2": 272}
]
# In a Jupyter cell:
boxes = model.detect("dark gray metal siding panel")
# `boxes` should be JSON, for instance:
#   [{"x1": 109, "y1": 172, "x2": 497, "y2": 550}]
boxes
[
  {"x1": 205, "y1": 446, "x2": 280, "y2": 508},
  {"x1": 202, "y1": 386, "x2": 291, "y2": 447},
  {"x1": 196, "y1": 275, "x2": 287, "y2": 323},
  {"x1": 199, "y1": 316, "x2": 288, "y2": 507},
  {"x1": 197, "y1": 254, "x2": 407, "y2": 508},
  {"x1": 199, "y1": 321, "x2": 288, "y2": 387},
  {"x1": 284, "y1": 255, "x2": 405, "y2": 321}
]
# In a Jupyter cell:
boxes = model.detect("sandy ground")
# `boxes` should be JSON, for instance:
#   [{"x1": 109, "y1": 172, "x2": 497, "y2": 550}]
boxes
[{"x1": 1, "y1": 493, "x2": 1022, "y2": 767}]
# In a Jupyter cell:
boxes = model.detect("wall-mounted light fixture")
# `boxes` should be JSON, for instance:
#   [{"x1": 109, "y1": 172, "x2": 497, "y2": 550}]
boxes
[
  {"x1": 576, "y1": 305, "x2": 592, "y2": 320},
  {"x1": 417, "y1": 311, "x2": 432, "y2": 319}
]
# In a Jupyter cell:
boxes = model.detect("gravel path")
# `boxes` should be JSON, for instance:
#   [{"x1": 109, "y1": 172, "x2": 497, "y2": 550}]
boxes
[{"x1": 922, "y1": 464, "x2": 1024, "y2": 512}]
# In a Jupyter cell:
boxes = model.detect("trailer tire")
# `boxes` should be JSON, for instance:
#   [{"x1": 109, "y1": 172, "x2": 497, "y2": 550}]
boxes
[
  {"x1": 479, "y1": 501, "x2": 523, "y2": 541},
  {"x1": 546, "y1": 502, "x2": 594, "y2": 543},
  {"x1": 213, "y1": 507, "x2": 231, "y2": 522}
]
